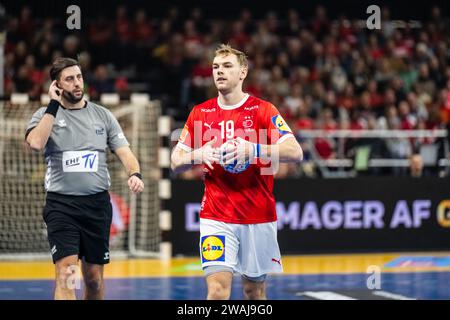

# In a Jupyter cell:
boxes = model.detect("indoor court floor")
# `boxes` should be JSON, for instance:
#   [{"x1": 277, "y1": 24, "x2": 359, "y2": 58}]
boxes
[{"x1": 1, "y1": 252, "x2": 449, "y2": 300}]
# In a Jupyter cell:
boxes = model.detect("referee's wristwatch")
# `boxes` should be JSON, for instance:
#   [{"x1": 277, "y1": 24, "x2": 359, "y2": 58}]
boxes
[{"x1": 129, "y1": 172, "x2": 142, "y2": 180}]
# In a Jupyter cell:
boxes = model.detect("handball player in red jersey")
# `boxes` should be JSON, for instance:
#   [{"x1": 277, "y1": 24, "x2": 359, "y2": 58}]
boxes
[{"x1": 171, "y1": 44, "x2": 303, "y2": 300}]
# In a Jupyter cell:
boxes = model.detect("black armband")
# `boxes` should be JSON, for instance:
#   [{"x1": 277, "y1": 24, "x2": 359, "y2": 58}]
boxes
[
  {"x1": 44, "y1": 99, "x2": 60, "y2": 117},
  {"x1": 130, "y1": 172, "x2": 142, "y2": 180}
]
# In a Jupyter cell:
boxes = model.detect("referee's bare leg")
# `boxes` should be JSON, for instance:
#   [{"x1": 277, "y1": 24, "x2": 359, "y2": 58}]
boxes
[
  {"x1": 54, "y1": 255, "x2": 78, "y2": 300},
  {"x1": 81, "y1": 261, "x2": 105, "y2": 300}
]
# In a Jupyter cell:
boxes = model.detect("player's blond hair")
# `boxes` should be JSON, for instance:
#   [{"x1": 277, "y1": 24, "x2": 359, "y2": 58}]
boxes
[{"x1": 214, "y1": 44, "x2": 248, "y2": 68}]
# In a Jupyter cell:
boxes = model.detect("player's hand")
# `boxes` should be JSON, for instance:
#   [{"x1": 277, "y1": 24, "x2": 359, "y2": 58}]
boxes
[
  {"x1": 48, "y1": 80, "x2": 62, "y2": 102},
  {"x1": 194, "y1": 136, "x2": 220, "y2": 170},
  {"x1": 128, "y1": 175, "x2": 144, "y2": 194},
  {"x1": 220, "y1": 141, "x2": 238, "y2": 165},
  {"x1": 226, "y1": 137, "x2": 254, "y2": 165}
]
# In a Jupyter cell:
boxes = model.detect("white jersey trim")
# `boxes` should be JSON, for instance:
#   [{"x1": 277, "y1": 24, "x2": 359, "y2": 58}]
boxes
[{"x1": 217, "y1": 93, "x2": 249, "y2": 110}]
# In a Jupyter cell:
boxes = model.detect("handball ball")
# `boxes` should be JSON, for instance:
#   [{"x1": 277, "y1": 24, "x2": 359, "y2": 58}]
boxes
[{"x1": 219, "y1": 140, "x2": 250, "y2": 174}]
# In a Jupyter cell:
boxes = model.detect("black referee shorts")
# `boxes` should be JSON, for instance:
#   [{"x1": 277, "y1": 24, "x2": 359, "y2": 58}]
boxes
[{"x1": 43, "y1": 190, "x2": 113, "y2": 265}]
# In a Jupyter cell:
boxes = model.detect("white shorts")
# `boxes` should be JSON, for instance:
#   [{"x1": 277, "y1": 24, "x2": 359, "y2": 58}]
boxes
[{"x1": 199, "y1": 218, "x2": 283, "y2": 278}]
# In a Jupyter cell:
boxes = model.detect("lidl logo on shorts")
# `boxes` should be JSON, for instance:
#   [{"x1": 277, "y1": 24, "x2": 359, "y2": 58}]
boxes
[
  {"x1": 271, "y1": 114, "x2": 292, "y2": 135},
  {"x1": 201, "y1": 235, "x2": 225, "y2": 263}
]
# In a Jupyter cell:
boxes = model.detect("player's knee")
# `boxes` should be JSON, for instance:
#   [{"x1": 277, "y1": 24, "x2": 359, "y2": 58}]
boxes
[
  {"x1": 55, "y1": 264, "x2": 78, "y2": 289},
  {"x1": 84, "y1": 277, "x2": 103, "y2": 292},
  {"x1": 207, "y1": 281, "x2": 230, "y2": 300},
  {"x1": 243, "y1": 284, "x2": 265, "y2": 300}
]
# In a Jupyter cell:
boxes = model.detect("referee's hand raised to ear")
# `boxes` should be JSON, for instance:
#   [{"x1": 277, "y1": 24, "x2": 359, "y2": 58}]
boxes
[{"x1": 49, "y1": 80, "x2": 62, "y2": 103}]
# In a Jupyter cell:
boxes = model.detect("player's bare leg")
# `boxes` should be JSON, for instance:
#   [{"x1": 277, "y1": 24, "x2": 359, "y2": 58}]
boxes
[
  {"x1": 54, "y1": 255, "x2": 78, "y2": 300},
  {"x1": 242, "y1": 277, "x2": 267, "y2": 300},
  {"x1": 206, "y1": 271, "x2": 233, "y2": 300},
  {"x1": 81, "y1": 262, "x2": 104, "y2": 300}
]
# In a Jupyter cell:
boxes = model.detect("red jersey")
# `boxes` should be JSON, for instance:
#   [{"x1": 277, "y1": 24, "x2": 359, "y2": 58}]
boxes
[{"x1": 177, "y1": 94, "x2": 294, "y2": 224}]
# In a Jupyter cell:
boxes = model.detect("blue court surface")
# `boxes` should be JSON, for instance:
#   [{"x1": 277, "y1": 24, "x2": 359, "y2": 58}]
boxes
[{"x1": 1, "y1": 272, "x2": 449, "y2": 300}]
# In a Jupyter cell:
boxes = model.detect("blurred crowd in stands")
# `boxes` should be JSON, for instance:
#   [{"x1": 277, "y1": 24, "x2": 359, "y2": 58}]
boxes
[{"x1": 3, "y1": 4, "x2": 450, "y2": 177}]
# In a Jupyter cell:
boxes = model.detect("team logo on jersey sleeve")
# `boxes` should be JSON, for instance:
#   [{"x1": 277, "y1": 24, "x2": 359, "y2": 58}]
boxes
[
  {"x1": 201, "y1": 235, "x2": 225, "y2": 263},
  {"x1": 271, "y1": 114, "x2": 292, "y2": 134}
]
